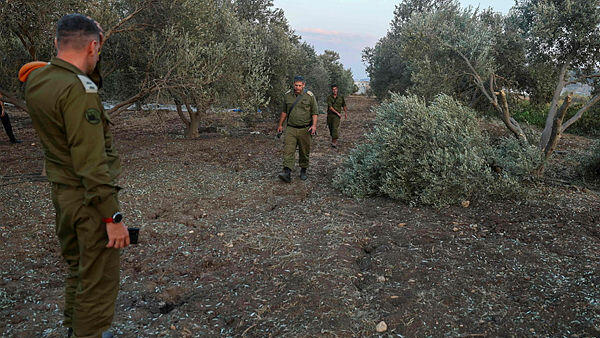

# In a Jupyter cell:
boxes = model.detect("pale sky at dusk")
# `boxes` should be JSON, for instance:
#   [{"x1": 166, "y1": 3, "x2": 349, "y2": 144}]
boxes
[{"x1": 272, "y1": 0, "x2": 515, "y2": 80}]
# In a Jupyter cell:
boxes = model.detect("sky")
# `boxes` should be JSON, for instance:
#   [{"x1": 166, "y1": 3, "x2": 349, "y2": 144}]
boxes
[{"x1": 272, "y1": 0, "x2": 515, "y2": 80}]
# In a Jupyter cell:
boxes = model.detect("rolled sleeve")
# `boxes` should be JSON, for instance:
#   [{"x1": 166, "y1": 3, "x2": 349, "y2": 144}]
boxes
[{"x1": 311, "y1": 96, "x2": 318, "y2": 115}]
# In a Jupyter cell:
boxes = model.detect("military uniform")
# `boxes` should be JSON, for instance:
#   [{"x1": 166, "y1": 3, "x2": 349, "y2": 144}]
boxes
[
  {"x1": 282, "y1": 90, "x2": 318, "y2": 170},
  {"x1": 326, "y1": 94, "x2": 346, "y2": 140},
  {"x1": 25, "y1": 57, "x2": 121, "y2": 337}
]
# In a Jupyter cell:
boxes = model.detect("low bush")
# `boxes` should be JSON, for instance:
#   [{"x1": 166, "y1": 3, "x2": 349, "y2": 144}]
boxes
[
  {"x1": 334, "y1": 94, "x2": 536, "y2": 207},
  {"x1": 577, "y1": 141, "x2": 600, "y2": 181}
]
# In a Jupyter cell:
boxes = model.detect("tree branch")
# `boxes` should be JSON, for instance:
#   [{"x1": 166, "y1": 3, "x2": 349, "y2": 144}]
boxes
[
  {"x1": 103, "y1": 5, "x2": 147, "y2": 42},
  {"x1": 561, "y1": 93, "x2": 600, "y2": 132},
  {"x1": 540, "y1": 61, "x2": 570, "y2": 149}
]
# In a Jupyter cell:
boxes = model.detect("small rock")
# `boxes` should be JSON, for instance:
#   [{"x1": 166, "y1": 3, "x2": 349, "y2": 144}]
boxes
[
  {"x1": 225, "y1": 242, "x2": 234, "y2": 248},
  {"x1": 398, "y1": 223, "x2": 407, "y2": 227},
  {"x1": 377, "y1": 276, "x2": 386, "y2": 282},
  {"x1": 452, "y1": 227, "x2": 460, "y2": 232},
  {"x1": 217, "y1": 232, "x2": 224, "y2": 237},
  {"x1": 376, "y1": 321, "x2": 388, "y2": 333},
  {"x1": 171, "y1": 325, "x2": 176, "y2": 330},
  {"x1": 408, "y1": 279, "x2": 416, "y2": 283},
  {"x1": 390, "y1": 295, "x2": 399, "y2": 299},
  {"x1": 461, "y1": 200, "x2": 470, "y2": 208}
]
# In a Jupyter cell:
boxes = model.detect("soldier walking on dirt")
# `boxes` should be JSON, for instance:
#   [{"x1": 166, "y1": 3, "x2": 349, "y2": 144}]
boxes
[
  {"x1": 22, "y1": 14, "x2": 128, "y2": 338},
  {"x1": 277, "y1": 76, "x2": 318, "y2": 182},
  {"x1": 326, "y1": 84, "x2": 348, "y2": 148},
  {"x1": 0, "y1": 93, "x2": 21, "y2": 144}
]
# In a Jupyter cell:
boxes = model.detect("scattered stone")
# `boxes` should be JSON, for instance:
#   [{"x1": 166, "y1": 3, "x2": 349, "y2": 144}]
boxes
[
  {"x1": 408, "y1": 279, "x2": 416, "y2": 283},
  {"x1": 217, "y1": 232, "x2": 224, "y2": 237},
  {"x1": 398, "y1": 223, "x2": 407, "y2": 227},
  {"x1": 376, "y1": 321, "x2": 388, "y2": 333},
  {"x1": 377, "y1": 276, "x2": 386, "y2": 282},
  {"x1": 171, "y1": 325, "x2": 176, "y2": 330},
  {"x1": 452, "y1": 227, "x2": 460, "y2": 232},
  {"x1": 390, "y1": 295, "x2": 399, "y2": 299},
  {"x1": 461, "y1": 200, "x2": 470, "y2": 208}
]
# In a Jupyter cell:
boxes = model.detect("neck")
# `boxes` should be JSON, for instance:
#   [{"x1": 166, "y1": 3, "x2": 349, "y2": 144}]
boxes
[{"x1": 56, "y1": 50, "x2": 89, "y2": 74}]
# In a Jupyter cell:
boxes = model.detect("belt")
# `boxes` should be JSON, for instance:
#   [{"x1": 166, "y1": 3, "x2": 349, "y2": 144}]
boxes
[{"x1": 287, "y1": 124, "x2": 311, "y2": 128}]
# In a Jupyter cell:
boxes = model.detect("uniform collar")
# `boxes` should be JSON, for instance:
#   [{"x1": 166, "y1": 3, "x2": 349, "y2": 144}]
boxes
[{"x1": 50, "y1": 57, "x2": 86, "y2": 76}]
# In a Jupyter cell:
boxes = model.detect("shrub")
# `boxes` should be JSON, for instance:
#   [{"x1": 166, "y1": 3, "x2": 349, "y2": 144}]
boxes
[
  {"x1": 489, "y1": 137, "x2": 542, "y2": 178},
  {"x1": 334, "y1": 94, "x2": 532, "y2": 207},
  {"x1": 577, "y1": 141, "x2": 600, "y2": 181}
]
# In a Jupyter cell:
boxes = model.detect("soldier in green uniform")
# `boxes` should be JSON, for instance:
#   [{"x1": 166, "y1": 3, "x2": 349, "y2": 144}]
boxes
[
  {"x1": 326, "y1": 84, "x2": 348, "y2": 148},
  {"x1": 23, "y1": 14, "x2": 129, "y2": 338},
  {"x1": 277, "y1": 76, "x2": 318, "y2": 182}
]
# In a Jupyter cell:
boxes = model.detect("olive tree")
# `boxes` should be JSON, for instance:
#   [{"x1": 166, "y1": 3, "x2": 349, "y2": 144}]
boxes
[{"x1": 512, "y1": 0, "x2": 600, "y2": 157}]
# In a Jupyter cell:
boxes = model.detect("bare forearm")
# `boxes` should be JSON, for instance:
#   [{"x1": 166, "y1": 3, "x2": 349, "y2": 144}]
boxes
[{"x1": 278, "y1": 112, "x2": 287, "y2": 127}]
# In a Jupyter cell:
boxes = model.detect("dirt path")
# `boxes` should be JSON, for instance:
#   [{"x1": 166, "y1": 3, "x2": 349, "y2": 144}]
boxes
[{"x1": 1, "y1": 96, "x2": 599, "y2": 336}]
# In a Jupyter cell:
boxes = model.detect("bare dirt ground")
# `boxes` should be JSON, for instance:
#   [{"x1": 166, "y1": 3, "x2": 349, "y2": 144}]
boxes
[{"x1": 1, "y1": 96, "x2": 599, "y2": 337}]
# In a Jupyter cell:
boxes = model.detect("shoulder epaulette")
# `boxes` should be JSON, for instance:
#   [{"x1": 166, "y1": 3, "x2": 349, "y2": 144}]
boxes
[
  {"x1": 76, "y1": 75, "x2": 98, "y2": 94},
  {"x1": 306, "y1": 91, "x2": 314, "y2": 97}
]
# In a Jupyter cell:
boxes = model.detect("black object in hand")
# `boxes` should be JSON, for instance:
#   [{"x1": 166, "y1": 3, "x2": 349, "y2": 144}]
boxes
[{"x1": 128, "y1": 227, "x2": 139, "y2": 245}]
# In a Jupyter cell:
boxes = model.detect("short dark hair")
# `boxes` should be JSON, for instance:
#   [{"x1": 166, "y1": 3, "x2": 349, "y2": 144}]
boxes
[
  {"x1": 56, "y1": 14, "x2": 100, "y2": 50},
  {"x1": 293, "y1": 76, "x2": 305, "y2": 84},
  {"x1": 331, "y1": 84, "x2": 338, "y2": 89}
]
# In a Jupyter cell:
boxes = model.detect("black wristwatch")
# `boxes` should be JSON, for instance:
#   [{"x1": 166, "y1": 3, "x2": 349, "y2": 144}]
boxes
[{"x1": 102, "y1": 212, "x2": 123, "y2": 224}]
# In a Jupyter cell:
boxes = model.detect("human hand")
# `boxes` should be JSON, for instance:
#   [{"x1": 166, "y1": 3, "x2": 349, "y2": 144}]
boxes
[
  {"x1": 309, "y1": 125, "x2": 317, "y2": 135},
  {"x1": 277, "y1": 125, "x2": 283, "y2": 133},
  {"x1": 106, "y1": 222, "x2": 130, "y2": 248}
]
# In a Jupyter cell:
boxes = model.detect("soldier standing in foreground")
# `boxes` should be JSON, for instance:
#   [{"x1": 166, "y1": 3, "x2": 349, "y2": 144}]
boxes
[
  {"x1": 277, "y1": 76, "x2": 318, "y2": 182},
  {"x1": 24, "y1": 14, "x2": 128, "y2": 338},
  {"x1": 326, "y1": 84, "x2": 348, "y2": 148}
]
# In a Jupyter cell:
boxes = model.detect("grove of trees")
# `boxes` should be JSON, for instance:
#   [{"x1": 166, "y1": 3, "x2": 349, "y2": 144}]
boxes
[
  {"x1": 363, "y1": 0, "x2": 600, "y2": 167},
  {"x1": 0, "y1": 0, "x2": 355, "y2": 137}
]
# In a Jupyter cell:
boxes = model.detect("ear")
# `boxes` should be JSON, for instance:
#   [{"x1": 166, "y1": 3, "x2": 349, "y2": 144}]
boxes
[{"x1": 87, "y1": 39, "x2": 98, "y2": 55}]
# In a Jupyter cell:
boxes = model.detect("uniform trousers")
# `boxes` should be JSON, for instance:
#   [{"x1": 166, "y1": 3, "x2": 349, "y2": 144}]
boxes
[
  {"x1": 283, "y1": 126, "x2": 312, "y2": 170},
  {"x1": 1, "y1": 111, "x2": 17, "y2": 142},
  {"x1": 327, "y1": 113, "x2": 341, "y2": 140},
  {"x1": 51, "y1": 183, "x2": 120, "y2": 338}
]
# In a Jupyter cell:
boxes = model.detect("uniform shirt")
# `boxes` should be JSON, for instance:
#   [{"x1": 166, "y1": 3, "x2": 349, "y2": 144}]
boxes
[
  {"x1": 327, "y1": 94, "x2": 346, "y2": 115},
  {"x1": 282, "y1": 90, "x2": 318, "y2": 127},
  {"x1": 25, "y1": 57, "x2": 121, "y2": 217}
]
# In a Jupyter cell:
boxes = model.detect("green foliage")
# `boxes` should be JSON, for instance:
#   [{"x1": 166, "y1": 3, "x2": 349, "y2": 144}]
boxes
[
  {"x1": 318, "y1": 50, "x2": 355, "y2": 97},
  {"x1": 489, "y1": 137, "x2": 542, "y2": 177},
  {"x1": 334, "y1": 94, "x2": 529, "y2": 207},
  {"x1": 577, "y1": 141, "x2": 600, "y2": 181},
  {"x1": 513, "y1": 100, "x2": 600, "y2": 137}
]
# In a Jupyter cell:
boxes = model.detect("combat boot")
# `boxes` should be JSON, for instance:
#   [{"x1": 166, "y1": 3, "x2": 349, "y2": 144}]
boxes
[
  {"x1": 278, "y1": 167, "x2": 291, "y2": 183},
  {"x1": 300, "y1": 168, "x2": 308, "y2": 181}
]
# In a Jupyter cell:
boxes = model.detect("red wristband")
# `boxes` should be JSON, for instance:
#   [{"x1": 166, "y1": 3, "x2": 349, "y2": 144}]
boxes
[{"x1": 102, "y1": 217, "x2": 114, "y2": 223}]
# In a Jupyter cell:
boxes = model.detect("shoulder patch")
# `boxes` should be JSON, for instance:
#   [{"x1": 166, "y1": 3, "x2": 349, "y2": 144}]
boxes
[
  {"x1": 306, "y1": 91, "x2": 314, "y2": 97},
  {"x1": 85, "y1": 108, "x2": 101, "y2": 125},
  {"x1": 77, "y1": 75, "x2": 98, "y2": 94}
]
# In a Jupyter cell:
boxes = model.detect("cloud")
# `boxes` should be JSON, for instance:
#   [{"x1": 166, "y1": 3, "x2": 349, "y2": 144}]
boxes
[{"x1": 297, "y1": 27, "x2": 379, "y2": 51}]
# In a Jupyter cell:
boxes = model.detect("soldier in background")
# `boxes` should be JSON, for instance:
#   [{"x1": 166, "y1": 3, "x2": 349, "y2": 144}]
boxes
[
  {"x1": 326, "y1": 84, "x2": 348, "y2": 148},
  {"x1": 0, "y1": 93, "x2": 21, "y2": 144},
  {"x1": 277, "y1": 76, "x2": 318, "y2": 182},
  {"x1": 23, "y1": 14, "x2": 128, "y2": 338}
]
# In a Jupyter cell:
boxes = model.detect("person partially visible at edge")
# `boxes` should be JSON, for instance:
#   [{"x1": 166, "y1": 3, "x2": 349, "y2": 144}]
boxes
[
  {"x1": 326, "y1": 84, "x2": 348, "y2": 148},
  {"x1": 0, "y1": 93, "x2": 21, "y2": 144},
  {"x1": 277, "y1": 76, "x2": 318, "y2": 182},
  {"x1": 23, "y1": 14, "x2": 129, "y2": 338}
]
